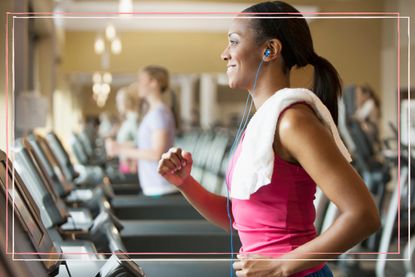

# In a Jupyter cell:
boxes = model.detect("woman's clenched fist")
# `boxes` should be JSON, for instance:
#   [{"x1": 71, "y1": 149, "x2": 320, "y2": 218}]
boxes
[{"x1": 158, "y1": 147, "x2": 193, "y2": 187}]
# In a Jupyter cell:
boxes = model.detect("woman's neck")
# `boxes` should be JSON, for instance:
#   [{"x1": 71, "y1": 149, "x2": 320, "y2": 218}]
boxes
[
  {"x1": 249, "y1": 71, "x2": 290, "y2": 110},
  {"x1": 146, "y1": 93, "x2": 163, "y2": 110}
]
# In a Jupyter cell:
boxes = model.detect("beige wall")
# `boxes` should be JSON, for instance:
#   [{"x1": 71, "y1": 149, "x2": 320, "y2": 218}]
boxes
[
  {"x1": 35, "y1": 34, "x2": 56, "y2": 130},
  {"x1": 62, "y1": 31, "x2": 226, "y2": 74},
  {"x1": 311, "y1": 18, "x2": 382, "y2": 94},
  {"x1": 3, "y1": 0, "x2": 412, "y2": 142},
  {"x1": 62, "y1": 6, "x2": 384, "y2": 120}
]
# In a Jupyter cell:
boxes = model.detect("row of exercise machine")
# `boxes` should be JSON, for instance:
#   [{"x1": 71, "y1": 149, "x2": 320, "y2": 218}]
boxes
[
  {"x1": 1, "y1": 85, "x2": 413, "y2": 276},
  {"x1": 0, "y1": 131, "x2": 240, "y2": 276}
]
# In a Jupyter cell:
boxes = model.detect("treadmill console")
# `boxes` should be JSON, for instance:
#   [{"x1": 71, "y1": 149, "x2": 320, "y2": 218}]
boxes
[
  {"x1": 96, "y1": 251, "x2": 145, "y2": 277},
  {"x1": 0, "y1": 151, "x2": 61, "y2": 275}
]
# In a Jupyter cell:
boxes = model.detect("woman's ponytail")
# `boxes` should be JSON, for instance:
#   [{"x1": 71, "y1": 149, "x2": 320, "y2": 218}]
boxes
[
  {"x1": 243, "y1": 1, "x2": 343, "y2": 124},
  {"x1": 312, "y1": 55, "x2": 343, "y2": 124}
]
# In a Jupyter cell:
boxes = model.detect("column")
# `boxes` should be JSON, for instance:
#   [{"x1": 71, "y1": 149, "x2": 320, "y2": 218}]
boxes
[
  {"x1": 199, "y1": 74, "x2": 218, "y2": 129},
  {"x1": 179, "y1": 74, "x2": 197, "y2": 130}
]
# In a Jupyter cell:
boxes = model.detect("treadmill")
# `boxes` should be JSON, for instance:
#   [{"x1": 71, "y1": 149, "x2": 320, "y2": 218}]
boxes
[
  {"x1": 44, "y1": 131, "x2": 203, "y2": 221},
  {"x1": 12, "y1": 139, "x2": 126, "y2": 253},
  {"x1": 0, "y1": 156, "x2": 61, "y2": 276},
  {"x1": 29, "y1": 134, "x2": 114, "y2": 217},
  {"x1": 70, "y1": 131, "x2": 139, "y2": 192},
  {"x1": 40, "y1": 133, "x2": 244, "y2": 255},
  {"x1": 0, "y1": 149, "x2": 148, "y2": 276},
  {"x1": 1, "y1": 148, "x2": 235, "y2": 275}
]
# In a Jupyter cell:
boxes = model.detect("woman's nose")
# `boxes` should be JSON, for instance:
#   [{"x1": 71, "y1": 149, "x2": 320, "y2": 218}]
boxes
[{"x1": 220, "y1": 47, "x2": 230, "y2": 61}]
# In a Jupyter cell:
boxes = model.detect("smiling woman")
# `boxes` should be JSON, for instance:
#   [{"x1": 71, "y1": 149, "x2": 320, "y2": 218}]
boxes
[
  {"x1": 221, "y1": 20, "x2": 266, "y2": 90},
  {"x1": 2, "y1": 0, "x2": 413, "y2": 276},
  {"x1": 158, "y1": 1, "x2": 380, "y2": 277}
]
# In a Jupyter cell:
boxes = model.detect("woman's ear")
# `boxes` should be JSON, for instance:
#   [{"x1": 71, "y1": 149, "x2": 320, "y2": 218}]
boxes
[{"x1": 263, "y1": 39, "x2": 282, "y2": 62}]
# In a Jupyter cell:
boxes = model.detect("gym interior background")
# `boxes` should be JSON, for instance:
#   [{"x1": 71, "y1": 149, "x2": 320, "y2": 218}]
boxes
[{"x1": 0, "y1": 0, "x2": 414, "y2": 276}]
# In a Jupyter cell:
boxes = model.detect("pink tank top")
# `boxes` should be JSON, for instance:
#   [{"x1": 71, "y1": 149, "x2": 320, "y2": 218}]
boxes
[{"x1": 226, "y1": 113, "x2": 325, "y2": 276}]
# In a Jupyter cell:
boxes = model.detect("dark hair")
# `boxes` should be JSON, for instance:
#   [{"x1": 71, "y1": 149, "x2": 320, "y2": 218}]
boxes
[{"x1": 243, "y1": 1, "x2": 342, "y2": 123}]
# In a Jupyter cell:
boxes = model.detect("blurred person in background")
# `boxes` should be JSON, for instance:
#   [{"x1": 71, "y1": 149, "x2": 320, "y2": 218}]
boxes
[
  {"x1": 353, "y1": 84, "x2": 382, "y2": 152},
  {"x1": 98, "y1": 112, "x2": 119, "y2": 139},
  {"x1": 115, "y1": 84, "x2": 140, "y2": 174},
  {"x1": 106, "y1": 65, "x2": 178, "y2": 197}
]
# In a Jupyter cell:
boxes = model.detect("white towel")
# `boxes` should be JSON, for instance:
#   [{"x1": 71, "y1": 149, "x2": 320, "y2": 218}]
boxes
[{"x1": 230, "y1": 88, "x2": 352, "y2": 200}]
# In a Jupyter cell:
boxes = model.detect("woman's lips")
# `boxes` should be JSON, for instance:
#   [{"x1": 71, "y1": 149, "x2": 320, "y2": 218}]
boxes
[{"x1": 227, "y1": 65, "x2": 236, "y2": 73}]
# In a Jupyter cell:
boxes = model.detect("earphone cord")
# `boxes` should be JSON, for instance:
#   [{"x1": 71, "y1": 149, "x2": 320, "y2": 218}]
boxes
[
  {"x1": 229, "y1": 58, "x2": 265, "y2": 155},
  {"x1": 228, "y1": 95, "x2": 252, "y2": 156},
  {"x1": 226, "y1": 58, "x2": 265, "y2": 277}
]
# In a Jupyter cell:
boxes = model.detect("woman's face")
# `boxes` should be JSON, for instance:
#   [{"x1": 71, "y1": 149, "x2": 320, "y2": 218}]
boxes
[
  {"x1": 355, "y1": 86, "x2": 370, "y2": 107},
  {"x1": 137, "y1": 71, "x2": 152, "y2": 98},
  {"x1": 221, "y1": 17, "x2": 263, "y2": 90}
]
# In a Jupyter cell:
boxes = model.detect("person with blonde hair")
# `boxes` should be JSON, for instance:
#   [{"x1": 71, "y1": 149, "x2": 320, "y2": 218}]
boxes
[
  {"x1": 115, "y1": 84, "x2": 140, "y2": 174},
  {"x1": 107, "y1": 65, "x2": 177, "y2": 196}
]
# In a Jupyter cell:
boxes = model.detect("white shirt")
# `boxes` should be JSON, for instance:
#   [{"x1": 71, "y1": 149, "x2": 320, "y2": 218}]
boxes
[{"x1": 137, "y1": 104, "x2": 177, "y2": 196}]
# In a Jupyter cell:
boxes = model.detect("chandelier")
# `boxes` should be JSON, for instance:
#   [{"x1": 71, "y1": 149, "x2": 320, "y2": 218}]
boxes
[
  {"x1": 92, "y1": 71, "x2": 113, "y2": 108},
  {"x1": 92, "y1": 24, "x2": 122, "y2": 107}
]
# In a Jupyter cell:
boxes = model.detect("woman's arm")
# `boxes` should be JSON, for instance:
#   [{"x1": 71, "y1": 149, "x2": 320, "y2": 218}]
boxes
[
  {"x1": 234, "y1": 104, "x2": 380, "y2": 277},
  {"x1": 179, "y1": 175, "x2": 232, "y2": 231},
  {"x1": 279, "y1": 104, "x2": 380, "y2": 274},
  {"x1": 158, "y1": 148, "x2": 231, "y2": 231},
  {"x1": 107, "y1": 129, "x2": 169, "y2": 161}
]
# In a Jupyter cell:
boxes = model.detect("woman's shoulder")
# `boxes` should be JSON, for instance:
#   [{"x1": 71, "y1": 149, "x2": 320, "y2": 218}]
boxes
[
  {"x1": 147, "y1": 104, "x2": 168, "y2": 117},
  {"x1": 145, "y1": 104, "x2": 175, "y2": 129},
  {"x1": 155, "y1": 104, "x2": 175, "y2": 119},
  {"x1": 275, "y1": 103, "x2": 333, "y2": 161},
  {"x1": 277, "y1": 103, "x2": 329, "y2": 143},
  {"x1": 272, "y1": 102, "x2": 322, "y2": 163},
  {"x1": 278, "y1": 102, "x2": 319, "y2": 129},
  {"x1": 152, "y1": 103, "x2": 170, "y2": 113}
]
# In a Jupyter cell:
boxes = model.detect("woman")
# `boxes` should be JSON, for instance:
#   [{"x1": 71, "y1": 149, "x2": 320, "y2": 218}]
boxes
[
  {"x1": 115, "y1": 85, "x2": 140, "y2": 174},
  {"x1": 107, "y1": 65, "x2": 178, "y2": 196},
  {"x1": 158, "y1": 2, "x2": 380, "y2": 276},
  {"x1": 353, "y1": 84, "x2": 382, "y2": 150}
]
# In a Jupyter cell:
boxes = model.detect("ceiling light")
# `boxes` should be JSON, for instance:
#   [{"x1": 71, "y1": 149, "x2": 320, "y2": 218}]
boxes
[
  {"x1": 94, "y1": 37, "x2": 105, "y2": 54},
  {"x1": 119, "y1": 0, "x2": 133, "y2": 14},
  {"x1": 102, "y1": 83, "x2": 111, "y2": 95},
  {"x1": 93, "y1": 83, "x2": 101, "y2": 94},
  {"x1": 105, "y1": 24, "x2": 116, "y2": 41},
  {"x1": 97, "y1": 96, "x2": 107, "y2": 107},
  {"x1": 111, "y1": 38, "x2": 122, "y2": 54},
  {"x1": 93, "y1": 72, "x2": 102, "y2": 83},
  {"x1": 103, "y1": 72, "x2": 112, "y2": 84}
]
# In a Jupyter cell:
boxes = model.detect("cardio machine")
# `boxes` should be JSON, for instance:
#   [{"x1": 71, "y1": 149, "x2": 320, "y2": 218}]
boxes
[{"x1": 0, "y1": 150, "x2": 145, "y2": 277}]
